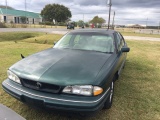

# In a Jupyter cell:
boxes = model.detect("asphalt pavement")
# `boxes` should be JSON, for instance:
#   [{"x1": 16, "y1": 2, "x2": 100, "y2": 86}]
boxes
[
  {"x1": 0, "y1": 28, "x2": 69, "y2": 33},
  {"x1": 124, "y1": 36, "x2": 160, "y2": 41}
]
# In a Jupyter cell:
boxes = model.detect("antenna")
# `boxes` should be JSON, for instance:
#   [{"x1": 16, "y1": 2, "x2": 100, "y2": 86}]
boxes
[{"x1": 112, "y1": 11, "x2": 115, "y2": 30}]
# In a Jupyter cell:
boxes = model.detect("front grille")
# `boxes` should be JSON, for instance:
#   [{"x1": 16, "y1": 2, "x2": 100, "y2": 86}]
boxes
[{"x1": 20, "y1": 78, "x2": 61, "y2": 94}]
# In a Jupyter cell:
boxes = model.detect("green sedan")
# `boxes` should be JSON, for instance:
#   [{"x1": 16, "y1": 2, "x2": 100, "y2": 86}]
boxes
[{"x1": 2, "y1": 29, "x2": 130, "y2": 113}]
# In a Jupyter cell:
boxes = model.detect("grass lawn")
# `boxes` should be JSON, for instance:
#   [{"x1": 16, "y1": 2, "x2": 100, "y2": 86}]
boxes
[
  {"x1": 0, "y1": 32, "x2": 43, "y2": 42},
  {"x1": 0, "y1": 32, "x2": 160, "y2": 120},
  {"x1": 0, "y1": 32, "x2": 62, "y2": 44}
]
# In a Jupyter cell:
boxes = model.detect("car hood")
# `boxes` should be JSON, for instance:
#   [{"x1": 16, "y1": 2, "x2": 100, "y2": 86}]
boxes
[{"x1": 10, "y1": 48, "x2": 112, "y2": 86}]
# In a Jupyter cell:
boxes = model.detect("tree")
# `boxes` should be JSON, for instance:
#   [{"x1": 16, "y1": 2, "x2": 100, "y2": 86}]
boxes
[
  {"x1": 85, "y1": 22, "x2": 89, "y2": 27},
  {"x1": 0, "y1": 5, "x2": 14, "y2": 9},
  {"x1": 89, "y1": 16, "x2": 106, "y2": 24},
  {"x1": 89, "y1": 16, "x2": 106, "y2": 28},
  {"x1": 41, "y1": 4, "x2": 72, "y2": 23},
  {"x1": 77, "y1": 20, "x2": 84, "y2": 27}
]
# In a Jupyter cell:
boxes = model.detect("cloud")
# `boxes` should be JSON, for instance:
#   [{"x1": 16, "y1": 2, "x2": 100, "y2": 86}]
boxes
[{"x1": 1, "y1": 0, "x2": 159, "y2": 25}]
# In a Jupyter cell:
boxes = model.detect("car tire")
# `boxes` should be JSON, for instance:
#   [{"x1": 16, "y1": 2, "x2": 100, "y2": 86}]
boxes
[{"x1": 103, "y1": 81, "x2": 114, "y2": 109}]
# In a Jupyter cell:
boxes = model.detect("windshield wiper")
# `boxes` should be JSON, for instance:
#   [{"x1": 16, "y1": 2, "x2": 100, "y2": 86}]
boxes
[{"x1": 89, "y1": 50, "x2": 113, "y2": 54}]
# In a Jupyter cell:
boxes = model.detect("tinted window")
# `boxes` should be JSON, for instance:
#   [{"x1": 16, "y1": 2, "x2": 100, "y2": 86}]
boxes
[
  {"x1": 115, "y1": 32, "x2": 124, "y2": 51},
  {"x1": 117, "y1": 32, "x2": 125, "y2": 46},
  {"x1": 115, "y1": 33, "x2": 121, "y2": 51}
]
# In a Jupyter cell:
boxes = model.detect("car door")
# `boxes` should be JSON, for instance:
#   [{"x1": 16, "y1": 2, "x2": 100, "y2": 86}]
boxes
[{"x1": 114, "y1": 32, "x2": 126, "y2": 75}]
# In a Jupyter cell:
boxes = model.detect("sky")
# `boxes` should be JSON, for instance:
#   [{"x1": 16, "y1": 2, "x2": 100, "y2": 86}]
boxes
[{"x1": 1, "y1": 0, "x2": 160, "y2": 26}]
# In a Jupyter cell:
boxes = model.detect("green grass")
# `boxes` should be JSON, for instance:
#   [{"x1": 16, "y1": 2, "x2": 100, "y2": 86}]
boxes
[
  {"x1": 0, "y1": 32, "x2": 43, "y2": 42},
  {"x1": 22, "y1": 33, "x2": 62, "y2": 44},
  {"x1": 0, "y1": 32, "x2": 160, "y2": 120},
  {"x1": 0, "y1": 32, "x2": 62, "y2": 44}
]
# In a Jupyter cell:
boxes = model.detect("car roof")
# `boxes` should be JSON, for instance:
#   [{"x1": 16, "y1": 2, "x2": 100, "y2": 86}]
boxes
[{"x1": 70, "y1": 29, "x2": 116, "y2": 35}]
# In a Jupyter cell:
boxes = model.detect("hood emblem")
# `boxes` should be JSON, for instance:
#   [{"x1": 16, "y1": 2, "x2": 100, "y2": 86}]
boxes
[{"x1": 36, "y1": 82, "x2": 42, "y2": 89}]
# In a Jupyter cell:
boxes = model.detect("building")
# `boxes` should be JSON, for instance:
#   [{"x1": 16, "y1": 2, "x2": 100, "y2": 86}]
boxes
[
  {"x1": 0, "y1": 8, "x2": 42, "y2": 24},
  {"x1": 126, "y1": 24, "x2": 146, "y2": 29}
]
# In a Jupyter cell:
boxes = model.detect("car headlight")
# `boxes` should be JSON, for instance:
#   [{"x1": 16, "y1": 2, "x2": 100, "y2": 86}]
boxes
[
  {"x1": 7, "y1": 70, "x2": 21, "y2": 84},
  {"x1": 62, "y1": 85, "x2": 103, "y2": 96}
]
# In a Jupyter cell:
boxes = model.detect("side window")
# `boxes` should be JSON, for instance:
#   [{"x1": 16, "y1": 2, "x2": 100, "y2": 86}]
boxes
[
  {"x1": 115, "y1": 32, "x2": 126, "y2": 52},
  {"x1": 117, "y1": 32, "x2": 125, "y2": 46},
  {"x1": 114, "y1": 33, "x2": 121, "y2": 51}
]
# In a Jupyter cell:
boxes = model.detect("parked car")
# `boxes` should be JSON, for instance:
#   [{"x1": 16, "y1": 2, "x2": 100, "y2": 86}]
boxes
[
  {"x1": 67, "y1": 21, "x2": 75, "y2": 29},
  {"x1": 2, "y1": 29, "x2": 130, "y2": 113}
]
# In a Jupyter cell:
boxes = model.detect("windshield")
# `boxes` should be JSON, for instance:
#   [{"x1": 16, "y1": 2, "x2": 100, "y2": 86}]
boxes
[{"x1": 54, "y1": 32, "x2": 114, "y2": 53}]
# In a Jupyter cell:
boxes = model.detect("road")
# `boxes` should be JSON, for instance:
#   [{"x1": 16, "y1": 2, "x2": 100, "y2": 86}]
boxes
[
  {"x1": 0, "y1": 28, "x2": 69, "y2": 33},
  {"x1": 0, "y1": 28, "x2": 160, "y2": 41},
  {"x1": 124, "y1": 36, "x2": 160, "y2": 41}
]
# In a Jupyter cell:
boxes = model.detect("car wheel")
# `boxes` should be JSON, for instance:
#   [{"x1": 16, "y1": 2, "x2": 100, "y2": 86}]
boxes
[{"x1": 103, "y1": 81, "x2": 114, "y2": 109}]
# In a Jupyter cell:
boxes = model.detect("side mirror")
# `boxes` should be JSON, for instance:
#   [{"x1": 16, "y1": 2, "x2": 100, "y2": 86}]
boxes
[{"x1": 121, "y1": 47, "x2": 130, "y2": 52}]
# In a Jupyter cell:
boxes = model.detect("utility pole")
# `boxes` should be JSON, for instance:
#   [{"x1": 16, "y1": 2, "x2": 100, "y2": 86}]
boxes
[
  {"x1": 25, "y1": 0, "x2": 27, "y2": 24},
  {"x1": 146, "y1": 18, "x2": 148, "y2": 29},
  {"x1": 112, "y1": 11, "x2": 115, "y2": 30},
  {"x1": 83, "y1": 14, "x2": 84, "y2": 22},
  {"x1": 83, "y1": 14, "x2": 85, "y2": 27},
  {"x1": 5, "y1": 0, "x2": 8, "y2": 23},
  {"x1": 107, "y1": 0, "x2": 112, "y2": 29}
]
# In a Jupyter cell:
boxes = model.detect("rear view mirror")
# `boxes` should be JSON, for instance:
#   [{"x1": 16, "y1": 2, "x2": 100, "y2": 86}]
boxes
[{"x1": 121, "y1": 47, "x2": 130, "y2": 52}]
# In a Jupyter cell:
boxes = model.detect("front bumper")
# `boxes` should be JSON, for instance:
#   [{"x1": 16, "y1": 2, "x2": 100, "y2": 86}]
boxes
[{"x1": 2, "y1": 79, "x2": 110, "y2": 112}]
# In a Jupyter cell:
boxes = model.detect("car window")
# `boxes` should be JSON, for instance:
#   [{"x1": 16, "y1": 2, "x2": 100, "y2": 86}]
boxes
[
  {"x1": 114, "y1": 32, "x2": 124, "y2": 51},
  {"x1": 117, "y1": 32, "x2": 125, "y2": 46},
  {"x1": 54, "y1": 32, "x2": 114, "y2": 53}
]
